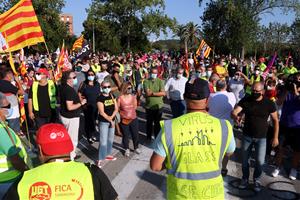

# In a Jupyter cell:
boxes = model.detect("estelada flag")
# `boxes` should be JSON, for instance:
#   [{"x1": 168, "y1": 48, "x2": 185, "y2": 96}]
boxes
[
  {"x1": 0, "y1": 0, "x2": 45, "y2": 52},
  {"x1": 196, "y1": 40, "x2": 212, "y2": 59},
  {"x1": 72, "y1": 35, "x2": 84, "y2": 51},
  {"x1": 54, "y1": 43, "x2": 65, "y2": 81}
]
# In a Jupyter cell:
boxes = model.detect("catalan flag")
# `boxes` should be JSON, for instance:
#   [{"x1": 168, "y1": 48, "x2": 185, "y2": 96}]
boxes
[
  {"x1": 196, "y1": 39, "x2": 212, "y2": 59},
  {"x1": 54, "y1": 43, "x2": 65, "y2": 81},
  {"x1": 72, "y1": 35, "x2": 84, "y2": 51},
  {"x1": 0, "y1": 0, "x2": 45, "y2": 52}
]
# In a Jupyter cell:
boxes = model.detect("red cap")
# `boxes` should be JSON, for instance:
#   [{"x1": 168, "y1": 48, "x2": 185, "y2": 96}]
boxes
[
  {"x1": 37, "y1": 68, "x2": 49, "y2": 76},
  {"x1": 36, "y1": 123, "x2": 73, "y2": 156}
]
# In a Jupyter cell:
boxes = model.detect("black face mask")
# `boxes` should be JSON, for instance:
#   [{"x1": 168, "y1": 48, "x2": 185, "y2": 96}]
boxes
[{"x1": 251, "y1": 92, "x2": 261, "y2": 100}]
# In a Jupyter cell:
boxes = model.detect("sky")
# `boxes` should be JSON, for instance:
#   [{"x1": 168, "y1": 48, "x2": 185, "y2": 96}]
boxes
[{"x1": 62, "y1": 0, "x2": 295, "y2": 38}]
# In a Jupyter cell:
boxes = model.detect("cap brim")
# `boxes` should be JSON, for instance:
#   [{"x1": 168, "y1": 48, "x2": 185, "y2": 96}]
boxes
[{"x1": 40, "y1": 140, "x2": 73, "y2": 156}]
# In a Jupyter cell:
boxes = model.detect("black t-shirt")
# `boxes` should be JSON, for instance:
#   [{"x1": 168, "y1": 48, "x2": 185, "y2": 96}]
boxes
[
  {"x1": 60, "y1": 84, "x2": 81, "y2": 118},
  {"x1": 4, "y1": 163, "x2": 118, "y2": 200},
  {"x1": 227, "y1": 63, "x2": 238, "y2": 77},
  {"x1": 79, "y1": 82, "x2": 101, "y2": 107},
  {"x1": 28, "y1": 84, "x2": 53, "y2": 118},
  {"x1": 238, "y1": 96, "x2": 277, "y2": 138},
  {"x1": 0, "y1": 80, "x2": 18, "y2": 94},
  {"x1": 96, "y1": 94, "x2": 115, "y2": 123}
]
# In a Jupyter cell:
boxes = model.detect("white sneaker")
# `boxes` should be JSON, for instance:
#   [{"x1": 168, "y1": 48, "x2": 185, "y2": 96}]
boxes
[
  {"x1": 289, "y1": 168, "x2": 297, "y2": 180},
  {"x1": 125, "y1": 149, "x2": 130, "y2": 157},
  {"x1": 135, "y1": 148, "x2": 142, "y2": 154},
  {"x1": 272, "y1": 168, "x2": 280, "y2": 177}
]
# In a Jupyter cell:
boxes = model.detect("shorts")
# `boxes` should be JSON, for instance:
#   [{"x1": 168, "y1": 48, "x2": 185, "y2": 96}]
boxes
[{"x1": 281, "y1": 125, "x2": 300, "y2": 152}]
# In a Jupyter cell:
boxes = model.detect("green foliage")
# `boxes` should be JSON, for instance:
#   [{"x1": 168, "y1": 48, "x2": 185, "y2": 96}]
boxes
[
  {"x1": 83, "y1": 0, "x2": 176, "y2": 53},
  {"x1": 200, "y1": 0, "x2": 300, "y2": 56},
  {"x1": 0, "y1": 0, "x2": 71, "y2": 52},
  {"x1": 152, "y1": 39, "x2": 181, "y2": 51}
]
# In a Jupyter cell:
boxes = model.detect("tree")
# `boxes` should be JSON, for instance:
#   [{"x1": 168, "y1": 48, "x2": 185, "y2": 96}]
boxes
[
  {"x1": 84, "y1": 0, "x2": 176, "y2": 53},
  {"x1": 0, "y1": 0, "x2": 71, "y2": 52},
  {"x1": 200, "y1": 0, "x2": 300, "y2": 57}
]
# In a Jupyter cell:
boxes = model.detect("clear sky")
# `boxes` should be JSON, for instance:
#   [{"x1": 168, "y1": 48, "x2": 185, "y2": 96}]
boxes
[{"x1": 62, "y1": 0, "x2": 295, "y2": 37}]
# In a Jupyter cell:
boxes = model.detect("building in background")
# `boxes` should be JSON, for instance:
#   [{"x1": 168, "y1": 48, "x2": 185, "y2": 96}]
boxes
[{"x1": 60, "y1": 13, "x2": 74, "y2": 35}]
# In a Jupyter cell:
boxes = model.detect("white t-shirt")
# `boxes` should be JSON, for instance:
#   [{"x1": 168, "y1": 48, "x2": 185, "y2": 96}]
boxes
[
  {"x1": 228, "y1": 78, "x2": 245, "y2": 103},
  {"x1": 96, "y1": 71, "x2": 109, "y2": 84},
  {"x1": 164, "y1": 76, "x2": 188, "y2": 101},
  {"x1": 208, "y1": 91, "x2": 236, "y2": 124}
]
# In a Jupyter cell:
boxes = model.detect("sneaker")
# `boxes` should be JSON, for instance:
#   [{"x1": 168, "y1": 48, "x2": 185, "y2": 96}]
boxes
[
  {"x1": 289, "y1": 168, "x2": 297, "y2": 180},
  {"x1": 96, "y1": 160, "x2": 102, "y2": 168},
  {"x1": 105, "y1": 155, "x2": 117, "y2": 161},
  {"x1": 125, "y1": 149, "x2": 130, "y2": 157},
  {"x1": 272, "y1": 168, "x2": 280, "y2": 177},
  {"x1": 253, "y1": 180, "x2": 262, "y2": 192},
  {"x1": 135, "y1": 148, "x2": 142, "y2": 154},
  {"x1": 238, "y1": 179, "x2": 249, "y2": 189}
]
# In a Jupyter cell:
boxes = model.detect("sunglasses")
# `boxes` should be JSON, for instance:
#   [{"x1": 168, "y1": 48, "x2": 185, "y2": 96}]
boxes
[
  {"x1": 102, "y1": 86, "x2": 111, "y2": 89},
  {"x1": 1, "y1": 104, "x2": 11, "y2": 109}
]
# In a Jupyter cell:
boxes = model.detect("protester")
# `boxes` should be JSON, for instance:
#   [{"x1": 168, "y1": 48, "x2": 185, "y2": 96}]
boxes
[
  {"x1": 150, "y1": 78, "x2": 235, "y2": 199},
  {"x1": 0, "y1": 68, "x2": 25, "y2": 136},
  {"x1": 228, "y1": 71, "x2": 248, "y2": 102},
  {"x1": 59, "y1": 70, "x2": 86, "y2": 160},
  {"x1": 232, "y1": 81, "x2": 279, "y2": 191},
  {"x1": 117, "y1": 82, "x2": 141, "y2": 157},
  {"x1": 275, "y1": 72, "x2": 300, "y2": 180},
  {"x1": 4, "y1": 123, "x2": 118, "y2": 200},
  {"x1": 96, "y1": 80, "x2": 118, "y2": 167},
  {"x1": 143, "y1": 67, "x2": 166, "y2": 141},
  {"x1": 28, "y1": 68, "x2": 57, "y2": 129},
  {"x1": 78, "y1": 69, "x2": 101, "y2": 143},
  {"x1": 164, "y1": 67, "x2": 188, "y2": 118},
  {"x1": 96, "y1": 60, "x2": 110, "y2": 84},
  {"x1": 0, "y1": 92, "x2": 28, "y2": 199}
]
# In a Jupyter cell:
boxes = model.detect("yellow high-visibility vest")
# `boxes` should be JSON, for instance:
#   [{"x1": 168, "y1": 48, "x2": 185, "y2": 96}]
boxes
[
  {"x1": 0, "y1": 124, "x2": 27, "y2": 183},
  {"x1": 32, "y1": 80, "x2": 56, "y2": 111},
  {"x1": 18, "y1": 161, "x2": 94, "y2": 200},
  {"x1": 160, "y1": 112, "x2": 232, "y2": 199}
]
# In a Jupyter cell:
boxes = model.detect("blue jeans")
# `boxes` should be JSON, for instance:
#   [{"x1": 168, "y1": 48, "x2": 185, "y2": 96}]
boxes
[
  {"x1": 7, "y1": 118, "x2": 20, "y2": 133},
  {"x1": 170, "y1": 100, "x2": 186, "y2": 118},
  {"x1": 241, "y1": 135, "x2": 266, "y2": 181},
  {"x1": 98, "y1": 122, "x2": 115, "y2": 160},
  {"x1": 0, "y1": 182, "x2": 13, "y2": 199}
]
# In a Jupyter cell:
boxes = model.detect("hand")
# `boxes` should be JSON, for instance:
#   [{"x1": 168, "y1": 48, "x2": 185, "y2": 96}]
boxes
[
  {"x1": 235, "y1": 115, "x2": 242, "y2": 125},
  {"x1": 81, "y1": 99, "x2": 87, "y2": 105},
  {"x1": 272, "y1": 138, "x2": 279, "y2": 148},
  {"x1": 110, "y1": 121, "x2": 115, "y2": 128},
  {"x1": 29, "y1": 112, "x2": 35, "y2": 120}
]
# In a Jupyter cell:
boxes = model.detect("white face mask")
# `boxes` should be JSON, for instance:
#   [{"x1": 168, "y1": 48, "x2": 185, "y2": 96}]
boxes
[
  {"x1": 206, "y1": 71, "x2": 212, "y2": 78},
  {"x1": 267, "y1": 86, "x2": 273, "y2": 90},
  {"x1": 255, "y1": 70, "x2": 260, "y2": 75},
  {"x1": 35, "y1": 74, "x2": 42, "y2": 81},
  {"x1": 268, "y1": 73, "x2": 273, "y2": 78}
]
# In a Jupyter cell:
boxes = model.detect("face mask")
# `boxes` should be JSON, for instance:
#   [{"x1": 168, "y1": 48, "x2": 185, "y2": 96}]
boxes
[
  {"x1": 268, "y1": 73, "x2": 273, "y2": 78},
  {"x1": 207, "y1": 71, "x2": 212, "y2": 78},
  {"x1": 176, "y1": 74, "x2": 182, "y2": 79},
  {"x1": 151, "y1": 73, "x2": 157, "y2": 79},
  {"x1": 102, "y1": 88, "x2": 111, "y2": 94},
  {"x1": 127, "y1": 71, "x2": 133, "y2": 76},
  {"x1": 73, "y1": 78, "x2": 78, "y2": 86},
  {"x1": 75, "y1": 66, "x2": 82, "y2": 72},
  {"x1": 255, "y1": 70, "x2": 260, "y2": 75},
  {"x1": 195, "y1": 72, "x2": 201, "y2": 78},
  {"x1": 201, "y1": 72, "x2": 207, "y2": 77},
  {"x1": 35, "y1": 75, "x2": 41, "y2": 81},
  {"x1": 234, "y1": 75, "x2": 239, "y2": 80},
  {"x1": 251, "y1": 92, "x2": 261, "y2": 100},
  {"x1": 278, "y1": 80, "x2": 284, "y2": 85},
  {"x1": 267, "y1": 86, "x2": 273, "y2": 90},
  {"x1": 88, "y1": 76, "x2": 95, "y2": 81},
  {"x1": 4, "y1": 108, "x2": 13, "y2": 118}
]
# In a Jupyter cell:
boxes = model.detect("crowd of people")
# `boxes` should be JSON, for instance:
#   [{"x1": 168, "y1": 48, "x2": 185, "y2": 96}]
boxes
[{"x1": 0, "y1": 50, "x2": 299, "y2": 199}]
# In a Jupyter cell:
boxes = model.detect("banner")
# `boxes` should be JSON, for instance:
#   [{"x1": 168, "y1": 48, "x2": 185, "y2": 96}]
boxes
[
  {"x1": 196, "y1": 39, "x2": 212, "y2": 59},
  {"x1": 0, "y1": 0, "x2": 45, "y2": 52},
  {"x1": 76, "y1": 40, "x2": 91, "y2": 59}
]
